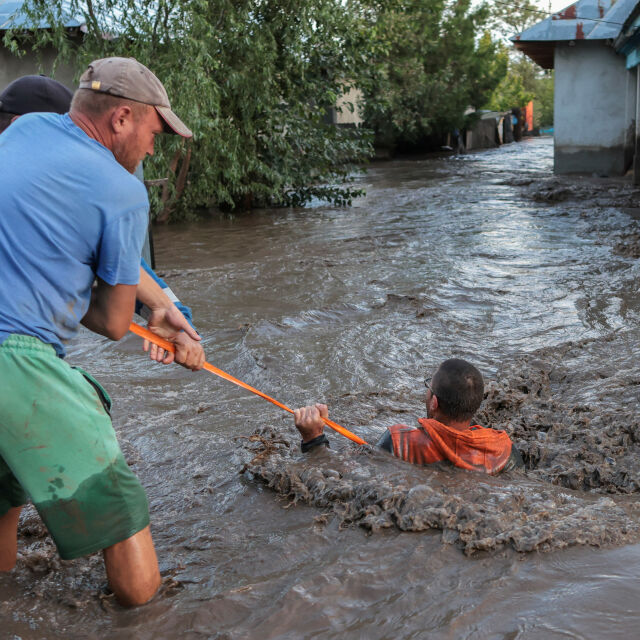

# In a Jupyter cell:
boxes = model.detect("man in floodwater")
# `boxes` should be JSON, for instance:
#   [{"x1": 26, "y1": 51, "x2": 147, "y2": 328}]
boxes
[
  {"x1": 294, "y1": 358, "x2": 523, "y2": 474},
  {"x1": 0, "y1": 57, "x2": 196, "y2": 607}
]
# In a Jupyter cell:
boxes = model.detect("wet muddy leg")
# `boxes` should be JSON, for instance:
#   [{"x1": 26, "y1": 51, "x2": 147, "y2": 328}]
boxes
[
  {"x1": 102, "y1": 525, "x2": 161, "y2": 607},
  {"x1": 0, "y1": 506, "x2": 22, "y2": 571}
]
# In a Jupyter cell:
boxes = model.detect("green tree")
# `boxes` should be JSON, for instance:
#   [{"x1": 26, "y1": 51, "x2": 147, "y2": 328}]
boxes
[
  {"x1": 486, "y1": 0, "x2": 554, "y2": 126},
  {"x1": 485, "y1": 54, "x2": 554, "y2": 127},
  {"x1": 5, "y1": 0, "x2": 374, "y2": 218},
  {"x1": 532, "y1": 69, "x2": 553, "y2": 127},
  {"x1": 491, "y1": 0, "x2": 548, "y2": 41},
  {"x1": 356, "y1": 0, "x2": 506, "y2": 148},
  {"x1": 486, "y1": 53, "x2": 535, "y2": 111}
]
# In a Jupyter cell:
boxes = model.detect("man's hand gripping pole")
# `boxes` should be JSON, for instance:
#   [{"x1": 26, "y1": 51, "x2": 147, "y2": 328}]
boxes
[{"x1": 128, "y1": 322, "x2": 368, "y2": 446}]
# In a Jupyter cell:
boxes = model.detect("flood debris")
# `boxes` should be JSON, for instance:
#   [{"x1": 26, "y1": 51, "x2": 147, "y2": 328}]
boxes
[
  {"x1": 478, "y1": 332, "x2": 640, "y2": 495},
  {"x1": 241, "y1": 327, "x2": 640, "y2": 555},
  {"x1": 503, "y1": 174, "x2": 640, "y2": 207},
  {"x1": 241, "y1": 424, "x2": 640, "y2": 554},
  {"x1": 614, "y1": 231, "x2": 640, "y2": 258}
]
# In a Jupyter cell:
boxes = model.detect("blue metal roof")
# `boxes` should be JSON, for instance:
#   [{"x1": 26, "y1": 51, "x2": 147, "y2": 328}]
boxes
[
  {"x1": 512, "y1": 0, "x2": 637, "y2": 43},
  {"x1": 614, "y1": 4, "x2": 640, "y2": 67},
  {"x1": 511, "y1": 0, "x2": 639, "y2": 68},
  {"x1": 0, "y1": 0, "x2": 83, "y2": 31}
]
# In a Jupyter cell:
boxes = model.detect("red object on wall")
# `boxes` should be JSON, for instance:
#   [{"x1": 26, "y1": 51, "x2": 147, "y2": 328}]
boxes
[{"x1": 525, "y1": 101, "x2": 534, "y2": 132}]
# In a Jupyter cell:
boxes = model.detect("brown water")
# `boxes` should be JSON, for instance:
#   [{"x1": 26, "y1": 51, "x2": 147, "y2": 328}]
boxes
[{"x1": 4, "y1": 137, "x2": 640, "y2": 639}]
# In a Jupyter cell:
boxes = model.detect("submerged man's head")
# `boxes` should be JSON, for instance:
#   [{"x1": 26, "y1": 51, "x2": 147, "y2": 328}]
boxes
[{"x1": 426, "y1": 358, "x2": 484, "y2": 423}]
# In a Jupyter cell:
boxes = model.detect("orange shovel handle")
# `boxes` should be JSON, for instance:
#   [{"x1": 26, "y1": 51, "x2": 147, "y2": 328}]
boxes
[{"x1": 129, "y1": 322, "x2": 368, "y2": 446}]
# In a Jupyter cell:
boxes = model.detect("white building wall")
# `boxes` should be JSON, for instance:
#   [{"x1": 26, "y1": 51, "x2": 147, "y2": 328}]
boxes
[
  {"x1": 335, "y1": 86, "x2": 363, "y2": 126},
  {"x1": 554, "y1": 41, "x2": 635, "y2": 175},
  {"x1": 0, "y1": 46, "x2": 76, "y2": 93}
]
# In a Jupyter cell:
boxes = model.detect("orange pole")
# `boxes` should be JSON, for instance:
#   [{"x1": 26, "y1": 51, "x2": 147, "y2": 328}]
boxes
[{"x1": 129, "y1": 322, "x2": 369, "y2": 446}]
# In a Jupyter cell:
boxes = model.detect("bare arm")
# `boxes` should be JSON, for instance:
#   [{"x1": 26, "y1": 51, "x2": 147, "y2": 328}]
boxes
[
  {"x1": 136, "y1": 267, "x2": 205, "y2": 371},
  {"x1": 81, "y1": 278, "x2": 137, "y2": 340},
  {"x1": 135, "y1": 268, "x2": 191, "y2": 328}
]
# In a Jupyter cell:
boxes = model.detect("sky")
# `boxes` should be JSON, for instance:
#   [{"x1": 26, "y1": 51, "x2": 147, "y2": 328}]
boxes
[{"x1": 548, "y1": 0, "x2": 575, "y2": 12}]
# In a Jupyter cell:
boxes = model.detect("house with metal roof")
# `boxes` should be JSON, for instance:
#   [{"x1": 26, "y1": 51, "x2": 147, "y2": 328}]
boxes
[
  {"x1": 613, "y1": 4, "x2": 640, "y2": 181},
  {"x1": 0, "y1": 0, "x2": 83, "y2": 91},
  {"x1": 512, "y1": 0, "x2": 638, "y2": 175}
]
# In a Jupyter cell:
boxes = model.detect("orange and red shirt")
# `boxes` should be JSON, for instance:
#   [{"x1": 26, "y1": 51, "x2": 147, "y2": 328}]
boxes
[{"x1": 383, "y1": 418, "x2": 521, "y2": 475}]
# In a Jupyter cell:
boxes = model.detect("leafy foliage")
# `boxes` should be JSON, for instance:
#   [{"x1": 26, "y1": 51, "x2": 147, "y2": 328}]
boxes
[
  {"x1": 3, "y1": 0, "x2": 519, "y2": 218},
  {"x1": 486, "y1": 56, "x2": 534, "y2": 111},
  {"x1": 533, "y1": 69, "x2": 553, "y2": 128},
  {"x1": 356, "y1": 0, "x2": 506, "y2": 148},
  {"x1": 5, "y1": 0, "x2": 373, "y2": 218},
  {"x1": 486, "y1": 53, "x2": 553, "y2": 127},
  {"x1": 486, "y1": 0, "x2": 554, "y2": 127}
]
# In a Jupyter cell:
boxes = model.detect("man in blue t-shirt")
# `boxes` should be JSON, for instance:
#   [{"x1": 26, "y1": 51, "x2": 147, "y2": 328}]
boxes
[
  {"x1": 0, "y1": 75, "x2": 204, "y2": 371},
  {"x1": 0, "y1": 57, "x2": 195, "y2": 607}
]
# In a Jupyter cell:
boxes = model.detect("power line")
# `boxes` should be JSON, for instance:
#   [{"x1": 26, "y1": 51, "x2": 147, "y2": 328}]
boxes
[{"x1": 493, "y1": 0, "x2": 625, "y2": 27}]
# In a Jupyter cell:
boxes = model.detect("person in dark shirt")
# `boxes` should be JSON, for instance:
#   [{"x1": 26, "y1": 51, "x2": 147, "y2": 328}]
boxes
[{"x1": 294, "y1": 358, "x2": 523, "y2": 475}]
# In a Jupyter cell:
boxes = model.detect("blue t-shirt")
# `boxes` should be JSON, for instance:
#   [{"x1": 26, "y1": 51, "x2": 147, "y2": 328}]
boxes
[{"x1": 0, "y1": 112, "x2": 148, "y2": 356}]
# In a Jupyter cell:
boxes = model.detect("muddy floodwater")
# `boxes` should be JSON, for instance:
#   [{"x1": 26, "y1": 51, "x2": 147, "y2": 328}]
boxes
[{"x1": 4, "y1": 137, "x2": 640, "y2": 639}]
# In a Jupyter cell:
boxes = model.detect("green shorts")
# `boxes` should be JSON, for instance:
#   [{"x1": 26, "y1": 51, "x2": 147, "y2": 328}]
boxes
[{"x1": 0, "y1": 334, "x2": 150, "y2": 559}]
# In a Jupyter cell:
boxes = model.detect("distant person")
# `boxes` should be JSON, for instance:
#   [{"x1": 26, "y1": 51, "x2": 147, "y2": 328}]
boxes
[
  {"x1": 294, "y1": 358, "x2": 523, "y2": 475},
  {"x1": 454, "y1": 128, "x2": 464, "y2": 154},
  {"x1": 0, "y1": 57, "x2": 197, "y2": 607},
  {"x1": 0, "y1": 74, "x2": 203, "y2": 370}
]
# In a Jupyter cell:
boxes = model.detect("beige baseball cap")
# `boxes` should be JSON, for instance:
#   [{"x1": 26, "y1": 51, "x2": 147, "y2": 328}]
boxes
[{"x1": 78, "y1": 57, "x2": 192, "y2": 138}]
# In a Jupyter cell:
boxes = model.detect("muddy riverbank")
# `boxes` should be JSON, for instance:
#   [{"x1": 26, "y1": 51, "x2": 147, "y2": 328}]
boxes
[{"x1": 3, "y1": 137, "x2": 640, "y2": 639}]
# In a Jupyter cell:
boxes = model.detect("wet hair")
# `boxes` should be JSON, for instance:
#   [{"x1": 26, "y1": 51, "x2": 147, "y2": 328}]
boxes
[
  {"x1": 431, "y1": 358, "x2": 484, "y2": 421},
  {"x1": 0, "y1": 112, "x2": 16, "y2": 134},
  {"x1": 70, "y1": 88, "x2": 149, "y2": 122}
]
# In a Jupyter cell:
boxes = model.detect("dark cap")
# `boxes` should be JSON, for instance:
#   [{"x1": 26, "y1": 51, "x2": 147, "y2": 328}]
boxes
[
  {"x1": 0, "y1": 75, "x2": 72, "y2": 115},
  {"x1": 78, "y1": 57, "x2": 192, "y2": 138}
]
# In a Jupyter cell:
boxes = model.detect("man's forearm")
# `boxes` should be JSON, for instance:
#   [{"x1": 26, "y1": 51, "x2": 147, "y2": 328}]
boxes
[{"x1": 136, "y1": 267, "x2": 173, "y2": 313}]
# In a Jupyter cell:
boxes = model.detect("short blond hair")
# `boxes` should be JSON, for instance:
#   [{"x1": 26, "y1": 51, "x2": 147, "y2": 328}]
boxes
[{"x1": 70, "y1": 88, "x2": 150, "y2": 121}]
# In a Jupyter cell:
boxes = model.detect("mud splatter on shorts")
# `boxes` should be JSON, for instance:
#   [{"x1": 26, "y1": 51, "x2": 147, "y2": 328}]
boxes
[{"x1": 0, "y1": 334, "x2": 149, "y2": 559}]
